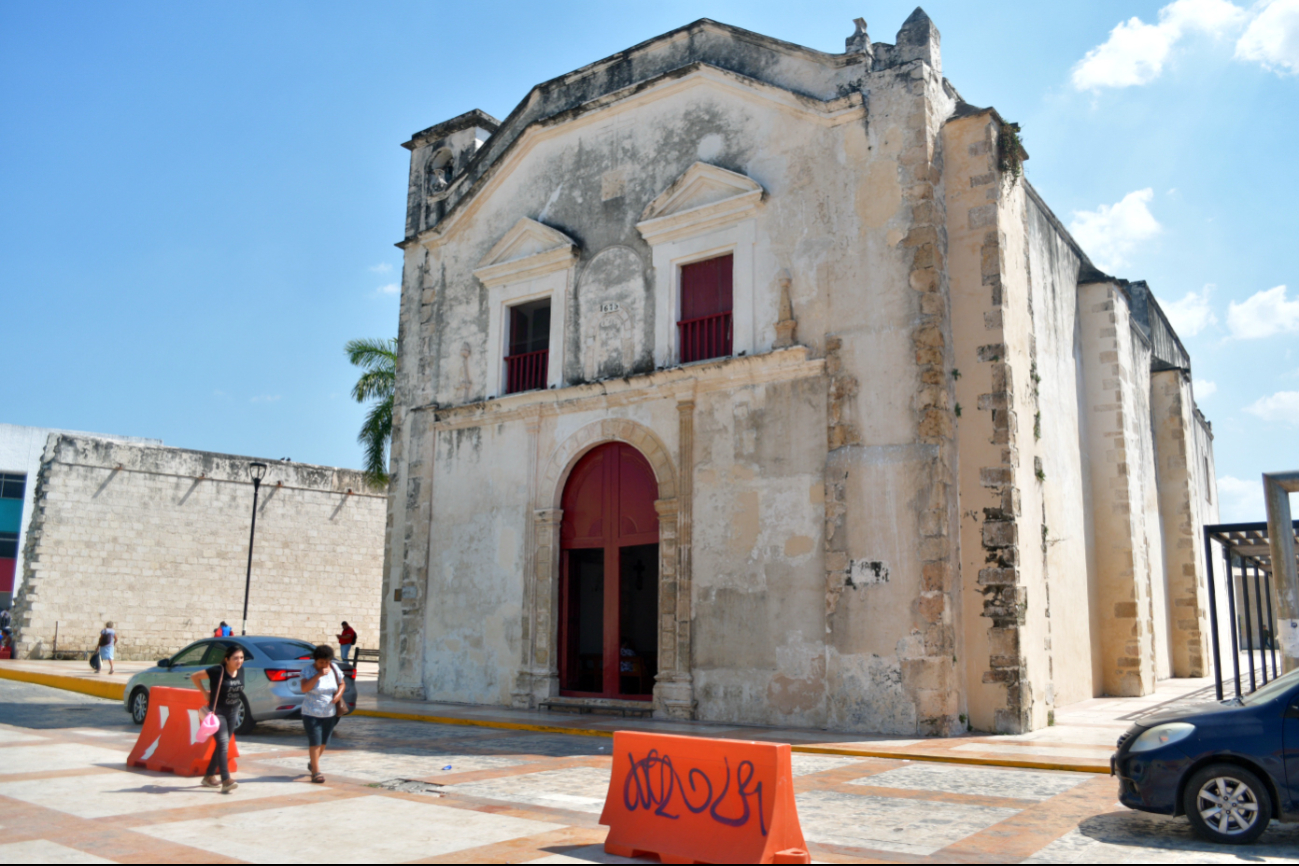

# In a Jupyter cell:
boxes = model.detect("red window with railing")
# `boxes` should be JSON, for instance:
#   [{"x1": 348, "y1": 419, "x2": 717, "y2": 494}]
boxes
[
  {"x1": 678, "y1": 254, "x2": 733, "y2": 364},
  {"x1": 505, "y1": 298, "x2": 550, "y2": 394}
]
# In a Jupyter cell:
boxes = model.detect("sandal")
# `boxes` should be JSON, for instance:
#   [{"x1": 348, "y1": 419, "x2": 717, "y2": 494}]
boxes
[{"x1": 311, "y1": 773, "x2": 325, "y2": 784}]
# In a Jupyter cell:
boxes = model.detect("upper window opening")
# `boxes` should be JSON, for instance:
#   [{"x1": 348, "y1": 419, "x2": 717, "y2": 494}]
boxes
[
  {"x1": 678, "y1": 254, "x2": 733, "y2": 364},
  {"x1": 427, "y1": 149, "x2": 454, "y2": 193},
  {"x1": 506, "y1": 298, "x2": 550, "y2": 394},
  {"x1": 0, "y1": 474, "x2": 25, "y2": 500}
]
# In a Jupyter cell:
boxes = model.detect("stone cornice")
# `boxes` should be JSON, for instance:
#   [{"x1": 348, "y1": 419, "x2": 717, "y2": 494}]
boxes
[{"x1": 427, "y1": 346, "x2": 822, "y2": 430}]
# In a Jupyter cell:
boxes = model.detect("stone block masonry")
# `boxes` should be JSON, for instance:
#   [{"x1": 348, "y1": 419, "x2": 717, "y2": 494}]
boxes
[{"x1": 11, "y1": 435, "x2": 384, "y2": 661}]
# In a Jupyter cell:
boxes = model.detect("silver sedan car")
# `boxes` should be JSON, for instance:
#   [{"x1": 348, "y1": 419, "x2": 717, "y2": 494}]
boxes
[{"x1": 122, "y1": 635, "x2": 357, "y2": 735}]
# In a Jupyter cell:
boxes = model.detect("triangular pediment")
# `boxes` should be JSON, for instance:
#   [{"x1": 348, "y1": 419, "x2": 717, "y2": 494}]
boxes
[
  {"x1": 640, "y1": 163, "x2": 764, "y2": 222},
  {"x1": 473, "y1": 217, "x2": 578, "y2": 287},
  {"x1": 477, "y1": 217, "x2": 576, "y2": 269}
]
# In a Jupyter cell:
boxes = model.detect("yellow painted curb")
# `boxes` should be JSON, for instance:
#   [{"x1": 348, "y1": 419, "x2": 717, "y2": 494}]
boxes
[
  {"x1": 790, "y1": 744, "x2": 1111, "y2": 775},
  {"x1": 352, "y1": 709, "x2": 1109, "y2": 775},
  {"x1": 1, "y1": 669, "x2": 1110, "y2": 775},
  {"x1": 0, "y1": 666, "x2": 126, "y2": 701},
  {"x1": 351, "y1": 708, "x2": 615, "y2": 738}
]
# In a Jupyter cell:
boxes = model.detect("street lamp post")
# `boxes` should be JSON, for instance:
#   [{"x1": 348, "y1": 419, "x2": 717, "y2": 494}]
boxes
[{"x1": 241, "y1": 462, "x2": 269, "y2": 636}]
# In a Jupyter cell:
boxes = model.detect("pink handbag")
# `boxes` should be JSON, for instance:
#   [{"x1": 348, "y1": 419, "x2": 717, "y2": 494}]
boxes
[{"x1": 196, "y1": 667, "x2": 224, "y2": 743}]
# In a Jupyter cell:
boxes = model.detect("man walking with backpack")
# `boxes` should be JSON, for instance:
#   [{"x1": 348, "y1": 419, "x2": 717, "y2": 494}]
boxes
[{"x1": 97, "y1": 621, "x2": 117, "y2": 675}]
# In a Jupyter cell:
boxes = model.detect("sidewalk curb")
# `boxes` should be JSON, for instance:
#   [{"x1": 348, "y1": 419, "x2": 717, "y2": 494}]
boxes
[
  {"x1": 345, "y1": 709, "x2": 1111, "y2": 775},
  {"x1": 0, "y1": 666, "x2": 126, "y2": 701},
  {"x1": 0, "y1": 667, "x2": 1111, "y2": 775}
]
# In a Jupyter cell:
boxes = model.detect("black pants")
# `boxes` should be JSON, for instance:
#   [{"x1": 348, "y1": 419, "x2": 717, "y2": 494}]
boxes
[{"x1": 204, "y1": 713, "x2": 234, "y2": 782}]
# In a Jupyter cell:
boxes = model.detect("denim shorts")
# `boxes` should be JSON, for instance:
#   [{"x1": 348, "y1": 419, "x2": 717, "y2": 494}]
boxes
[{"x1": 302, "y1": 714, "x2": 339, "y2": 747}]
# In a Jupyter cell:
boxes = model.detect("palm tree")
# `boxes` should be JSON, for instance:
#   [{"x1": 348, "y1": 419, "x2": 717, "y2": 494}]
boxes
[{"x1": 345, "y1": 337, "x2": 397, "y2": 488}]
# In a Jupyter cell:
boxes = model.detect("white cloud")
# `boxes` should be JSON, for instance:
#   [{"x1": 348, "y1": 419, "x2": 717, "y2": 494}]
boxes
[
  {"x1": 250, "y1": 395, "x2": 282, "y2": 404},
  {"x1": 1217, "y1": 475, "x2": 1265, "y2": 522},
  {"x1": 1195, "y1": 379, "x2": 1217, "y2": 397},
  {"x1": 377, "y1": 283, "x2": 400, "y2": 295},
  {"x1": 1236, "y1": 0, "x2": 1299, "y2": 73},
  {"x1": 1071, "y1": 0, "x2": 1247, "y2": 90},
  {"x1": 1068, "y1": 188, "x2": 1161, "y2": 272},
  {"x1": 369, "y1": 262, "x2": 393, "y2": 274},
  {"x1": 1157, "y1": 285, "x2": 1217, "y2": 336},
  {"x1": 1227, "y1": 285, "x2": 1299, "y2": 339},
  {"x1": 1245, "y1": 390, "x2": 1299, "y2": 426}
]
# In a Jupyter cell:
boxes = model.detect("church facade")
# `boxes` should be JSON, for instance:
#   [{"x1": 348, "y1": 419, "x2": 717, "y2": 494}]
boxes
[{"x1": 378, "y1": 11, "x2": 1219, "y2": 735}]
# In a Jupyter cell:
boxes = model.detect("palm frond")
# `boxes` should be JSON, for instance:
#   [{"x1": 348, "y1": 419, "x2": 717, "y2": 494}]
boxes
[
  {"x1": 357, "y1": 396, "x2": 393, "y2": 488},
  {"x1": 351, "y1": 368, "x2": 395, "y2": 403},
  {"x1": 345, "y1": 338, "x2": 398, "y2": 373},
  {"x1": 346, "y1": 337, "x2": 398, "y2": 487}
]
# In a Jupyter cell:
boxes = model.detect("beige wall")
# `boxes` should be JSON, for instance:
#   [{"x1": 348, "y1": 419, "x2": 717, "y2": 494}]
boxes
[{"x1": 12, "y1": 435, "x2": 383, "y2": 661}]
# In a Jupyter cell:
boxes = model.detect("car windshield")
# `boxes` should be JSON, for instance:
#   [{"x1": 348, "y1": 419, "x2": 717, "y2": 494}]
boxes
[
  {"x1": 254, "y1": 640, "x2": 316, "y2": 660},
  {"x1": 1241, "y1": 668, "x2": 1299, "y2": 706}
]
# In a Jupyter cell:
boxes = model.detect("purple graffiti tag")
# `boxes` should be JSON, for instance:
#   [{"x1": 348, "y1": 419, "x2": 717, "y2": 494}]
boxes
[{"x1": 621, "y1": 750, "x2": 767, "y2": 835}]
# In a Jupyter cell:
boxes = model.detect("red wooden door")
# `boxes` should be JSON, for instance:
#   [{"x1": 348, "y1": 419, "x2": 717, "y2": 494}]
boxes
[{"x1": 559, "y1": 442, "x2": 659, "y2": 699}]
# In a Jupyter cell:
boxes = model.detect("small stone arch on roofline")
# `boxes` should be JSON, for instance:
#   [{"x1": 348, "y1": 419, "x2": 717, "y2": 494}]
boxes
[{"x1": 539, "y1": 418, "x2": 677, "y2": 510}]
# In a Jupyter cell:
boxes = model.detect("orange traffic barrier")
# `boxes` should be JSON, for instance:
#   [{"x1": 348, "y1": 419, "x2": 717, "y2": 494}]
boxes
[
  {"x1": 126, "y1": 687, "x2": 240, "y2": 776},
  {"x1": 600, "y1": 731, "x2": 810, "y2": 864}
]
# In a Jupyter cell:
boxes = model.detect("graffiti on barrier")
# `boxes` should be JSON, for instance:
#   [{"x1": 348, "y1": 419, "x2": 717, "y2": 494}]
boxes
[{"x1": 621, "y1": 748, "x2": 768, "y2": 835}]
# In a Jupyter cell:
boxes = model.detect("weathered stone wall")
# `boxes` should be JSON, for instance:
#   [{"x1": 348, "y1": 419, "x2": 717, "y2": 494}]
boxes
[
  {"x1": 1152, "y1": 370, "x2": 1216, "y2": 676},
  {"x1": 12, "y1": 436, "x2": 384, "y2": 661},
  {"x1": 381, "y1": 12, "x2": 1219, "y2": 734}
]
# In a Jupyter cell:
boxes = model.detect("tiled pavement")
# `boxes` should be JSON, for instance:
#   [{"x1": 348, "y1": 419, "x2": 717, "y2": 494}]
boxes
[
  {"x1": 4, "y1": 679, "x2": 1299, "y2": 862},
  {"x1": 0, "y1": 660, "x2": 1226, "y2": 775}
]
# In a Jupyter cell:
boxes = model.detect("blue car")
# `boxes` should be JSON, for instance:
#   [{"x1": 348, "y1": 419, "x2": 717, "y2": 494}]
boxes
[{"x1": 1113, "y1": 668, "x2": 1299, "y2": 844}]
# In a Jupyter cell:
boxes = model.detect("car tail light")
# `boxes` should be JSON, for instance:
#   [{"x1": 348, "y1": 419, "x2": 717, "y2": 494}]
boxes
[
  {"x1": 345, "y1": 667, "x2": 356, "y2": 679},
  {"x1": 265, "y1": 668, "x2": 302, "y2": 682}
]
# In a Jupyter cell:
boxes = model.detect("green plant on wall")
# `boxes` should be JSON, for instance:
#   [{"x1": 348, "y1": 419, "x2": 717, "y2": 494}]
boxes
[{"x1": 998, "y1": 121, "x2": 1026, "y2": 183}]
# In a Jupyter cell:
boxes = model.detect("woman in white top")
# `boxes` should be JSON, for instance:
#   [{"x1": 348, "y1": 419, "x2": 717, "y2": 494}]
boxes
[{"x1": 299, "y1": 644, "x2": 345, "y2": 784}]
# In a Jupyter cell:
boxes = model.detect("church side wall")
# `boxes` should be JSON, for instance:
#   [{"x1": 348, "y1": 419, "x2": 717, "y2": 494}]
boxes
[
  {"x1": 1079, "y1": 284, "x2": 1161, "y2": 696},
  {"x1": 1152, "y1": 369, "x2": 1213, "y2": 676},
  {"x1": 12, "y1": 436, "x2": 383, "y2": 661},
  {"x1": 1022, "y1": 198, "x2": 1098, "y2": 711}
]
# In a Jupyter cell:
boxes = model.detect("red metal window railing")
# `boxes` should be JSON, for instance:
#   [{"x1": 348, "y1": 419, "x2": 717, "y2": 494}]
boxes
[
  {"x1": 678, "y1": 312, "x2": 732, "y2": 364},
  {"x1": 505, "y1": 349, "x2": 548, "y2": 394}
]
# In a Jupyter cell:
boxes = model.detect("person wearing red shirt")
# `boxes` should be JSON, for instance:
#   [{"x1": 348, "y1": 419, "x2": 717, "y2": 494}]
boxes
[{"x1": 337, "y1": 622, "x2": 357, "y2": 662}]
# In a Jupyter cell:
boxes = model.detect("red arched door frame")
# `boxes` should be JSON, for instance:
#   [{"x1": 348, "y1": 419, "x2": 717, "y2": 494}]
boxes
[{"x1": 559, "y1": 442, "x2": 659, "y2": 700}]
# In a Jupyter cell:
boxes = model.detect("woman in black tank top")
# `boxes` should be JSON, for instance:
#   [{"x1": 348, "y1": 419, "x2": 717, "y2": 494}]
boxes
[{"x1": 189, "y1": 644, "x2": 245, "y2": 794}]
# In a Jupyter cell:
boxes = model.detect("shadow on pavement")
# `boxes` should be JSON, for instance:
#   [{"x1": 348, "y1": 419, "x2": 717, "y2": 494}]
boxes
[
  {"x1": 1077, "y1": 810, "x2": 1299, "y2": 859},
  {"x1": 0, "y1": 679, "x2": 128, "y2": 730}
]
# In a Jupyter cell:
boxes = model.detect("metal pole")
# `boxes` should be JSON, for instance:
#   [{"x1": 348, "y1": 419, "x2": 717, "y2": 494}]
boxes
[
  {"x1": 1241, "y1": 558, "x2": 1256, "y2": 693},
  {"x1": 1254, "y1": 562, "x2": 1269, "y2": 684},
  {"x1": 1266, "y1": 567, "x2": 1279, "y2": 680},
  {"x1": 241, "y1": 477, "x2": 261, "y2": 637},
  {"x1": 1224, "y1": 544, "x2": 1242, "y2": 700},
  {"x1": 1205, "y1": 530, "x2": 1224, "y2": 702}
]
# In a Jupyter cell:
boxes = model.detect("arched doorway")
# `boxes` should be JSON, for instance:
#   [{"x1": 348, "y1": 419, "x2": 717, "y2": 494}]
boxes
[{"x1": 559, "y1": 442, "x2": 659, "y2": 700}]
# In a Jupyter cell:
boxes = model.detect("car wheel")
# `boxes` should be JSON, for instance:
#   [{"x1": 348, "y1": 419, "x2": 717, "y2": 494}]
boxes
[
  {"x1": 129, "y1": 688, "x2": 149, "y2": 725},
  {"x1": 233, "y1": 695, "x2": 256, "y2": 735},
  {"x1": 1184, "y1": 763, "x2": 1272, "y2": 844}
]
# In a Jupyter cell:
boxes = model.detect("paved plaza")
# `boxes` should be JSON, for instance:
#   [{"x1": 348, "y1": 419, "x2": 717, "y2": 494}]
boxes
[{"x1": 3, "y1": 678, "x2": 1299, "y2": 863}]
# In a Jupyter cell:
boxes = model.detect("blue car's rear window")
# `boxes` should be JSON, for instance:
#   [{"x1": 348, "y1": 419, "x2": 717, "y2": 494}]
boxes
[{"x1": 254, "y1": 640, "x2": 316, "y2": 660}]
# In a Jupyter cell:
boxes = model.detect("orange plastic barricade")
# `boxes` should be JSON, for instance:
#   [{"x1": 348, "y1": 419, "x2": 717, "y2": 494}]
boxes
[
  {"x1": 599, "y1": 731, "x2": 810, "y2": 865},
  {"x1": 126, "y1": 687, "x2": 239, "y2": 776}
]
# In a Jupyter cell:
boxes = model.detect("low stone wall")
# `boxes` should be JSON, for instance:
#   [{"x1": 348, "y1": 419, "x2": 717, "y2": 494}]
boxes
[{"x1": 12, "y1": 435, "x2": 384, "y2": 661}]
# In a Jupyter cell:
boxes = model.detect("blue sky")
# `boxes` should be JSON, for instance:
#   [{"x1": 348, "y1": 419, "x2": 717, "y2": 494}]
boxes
[{"x1": 2, "y1": 1, "x2": 1295, "y2": 521}]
